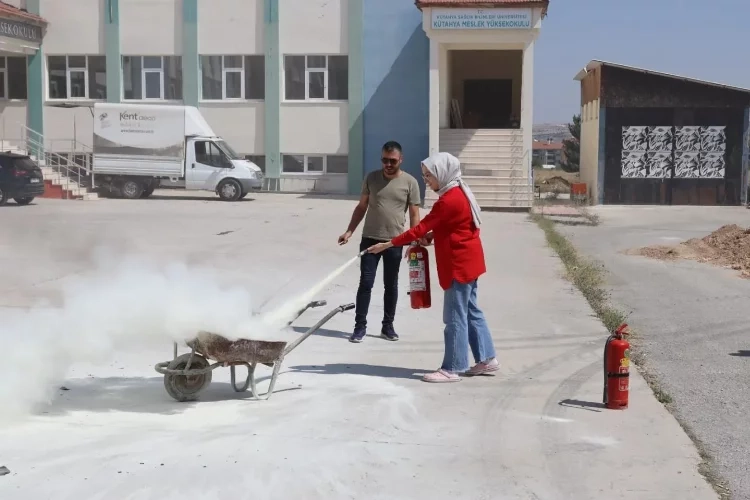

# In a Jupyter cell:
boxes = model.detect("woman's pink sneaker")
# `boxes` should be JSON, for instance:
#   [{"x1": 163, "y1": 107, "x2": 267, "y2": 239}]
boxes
[{"x1": 466, "y1": 358, "x2": 500, "y2": 376}]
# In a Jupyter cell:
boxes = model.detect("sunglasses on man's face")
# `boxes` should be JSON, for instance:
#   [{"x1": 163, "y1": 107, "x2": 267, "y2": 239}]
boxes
[{"x1": 381, "y1": 157, "x2": 399, "y2": 166}]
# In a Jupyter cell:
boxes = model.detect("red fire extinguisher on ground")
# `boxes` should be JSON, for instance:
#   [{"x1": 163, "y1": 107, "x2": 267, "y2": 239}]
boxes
[
  {"x1": 407, "y1": 243, "x2": 431, "y2": 309},
  {"x1": 603, "y1": 323, "x2": 631, "y2": 410}
]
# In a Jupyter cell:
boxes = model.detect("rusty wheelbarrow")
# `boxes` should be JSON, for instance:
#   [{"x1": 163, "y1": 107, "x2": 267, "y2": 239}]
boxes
[{"x1": 155, "y1": 300, "x2": 354, "y2": 402}]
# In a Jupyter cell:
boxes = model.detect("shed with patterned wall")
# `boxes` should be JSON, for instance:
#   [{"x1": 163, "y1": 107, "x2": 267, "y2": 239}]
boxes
[{"x1": 575, "y1": 60, "x2": 750, "y2": 206}]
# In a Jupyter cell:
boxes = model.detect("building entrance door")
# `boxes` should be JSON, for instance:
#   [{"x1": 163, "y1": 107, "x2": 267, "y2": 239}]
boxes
[{"x1": 463, "y1": 79, "x2": 513, "y2": 129}]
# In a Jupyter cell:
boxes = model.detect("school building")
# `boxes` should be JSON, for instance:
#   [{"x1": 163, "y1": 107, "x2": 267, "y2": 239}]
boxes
[{"x1": 0, "y1": 0, "x2": 548, "y2": 207}]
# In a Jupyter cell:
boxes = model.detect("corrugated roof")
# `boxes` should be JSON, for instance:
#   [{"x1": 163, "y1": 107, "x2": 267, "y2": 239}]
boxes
[
  {"x1": 0, "y1": 1, "x2": 46, "y2": 24},
  {"x1": 574, "y1": 60, "x2": 750, "y2": 95},
  {"x1": 416, "y1": 0, "x2": 549, "y2": 16}
]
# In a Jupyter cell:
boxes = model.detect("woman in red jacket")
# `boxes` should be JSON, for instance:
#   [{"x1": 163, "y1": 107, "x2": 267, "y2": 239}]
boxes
[{"x1": 367, "y1": 152, "x2": 498, "y2": 383}]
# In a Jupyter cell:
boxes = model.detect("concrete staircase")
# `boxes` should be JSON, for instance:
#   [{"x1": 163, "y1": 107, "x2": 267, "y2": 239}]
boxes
[
  {"x1": 425, "y1": 129, "x2": 533, "y2": 210},
  {"x1": 39, "y1": 166, "x2": 99, "y2": 200},
  {"x1": 11, "y1": 125, "x2": 99, "y2": 201}
]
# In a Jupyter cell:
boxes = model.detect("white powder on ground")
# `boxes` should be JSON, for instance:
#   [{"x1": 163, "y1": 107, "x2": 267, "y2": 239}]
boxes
[{"x1": 0, "y1": 251, "x2": 360, "y2": 420}]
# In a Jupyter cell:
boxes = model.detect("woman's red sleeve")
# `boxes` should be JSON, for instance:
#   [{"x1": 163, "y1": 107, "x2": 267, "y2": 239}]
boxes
[{"x1": 390, "y1": 201, "x2": 445, "y2": 247}]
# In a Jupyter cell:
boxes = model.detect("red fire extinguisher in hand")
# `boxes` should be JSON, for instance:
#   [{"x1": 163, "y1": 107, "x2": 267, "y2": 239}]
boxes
[
  {"x1": 407, "y1": 241, "x2": 431, "y2": 309},
  {"x1": 603, "y1": 323, "x2": 631, "y2": 410}
]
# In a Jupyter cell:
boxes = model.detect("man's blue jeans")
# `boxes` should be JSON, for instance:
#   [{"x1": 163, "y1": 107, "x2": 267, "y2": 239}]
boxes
[
  {"x1": 442, "y1": 279, "x2": 497, "y2": 373},
  {"x1": 355, "y1": 237, "x2": 403, "y2": 330}
]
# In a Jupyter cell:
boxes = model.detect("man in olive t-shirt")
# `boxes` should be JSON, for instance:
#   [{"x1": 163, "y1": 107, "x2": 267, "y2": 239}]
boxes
[{"x1": 338, "y1": 141, "x2": 421, "y2": 343}]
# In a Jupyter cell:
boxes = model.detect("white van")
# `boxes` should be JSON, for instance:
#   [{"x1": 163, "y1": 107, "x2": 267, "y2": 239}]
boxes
[{"x1": 92, "y1": 103, "x2": 263, "y2": 201}]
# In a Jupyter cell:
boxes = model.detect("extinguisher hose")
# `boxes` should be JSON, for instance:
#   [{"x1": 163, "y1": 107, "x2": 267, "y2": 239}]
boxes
[{"x1": 603, "y1": 335, "x2": 613, "y2": 404}]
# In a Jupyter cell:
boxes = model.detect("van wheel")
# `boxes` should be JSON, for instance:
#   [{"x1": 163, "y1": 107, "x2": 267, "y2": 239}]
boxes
[
  {"x1": 0, "y1": 187, "x2": 7, "y2": 206},
  {"x1": 217, "y1": 179, "x2": 242, "y2": 201},
  {"x1": 14, "y1": 197, "x2": 34, "y2": 206},
  {"x1": 120, "y1": 179, "x2": 144, "y2": 200}
]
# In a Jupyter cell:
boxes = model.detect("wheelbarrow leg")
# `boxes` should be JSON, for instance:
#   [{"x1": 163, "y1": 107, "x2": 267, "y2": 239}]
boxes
[
  {"x1": 265, "y1": 358, "x2": 284, "y2": 400},
  {"x1": 230, "y1": 363, "x2": 252, "y2": 393},
  {"x1": 248, "y1": 363, "x2": 260, "y2": 399}
]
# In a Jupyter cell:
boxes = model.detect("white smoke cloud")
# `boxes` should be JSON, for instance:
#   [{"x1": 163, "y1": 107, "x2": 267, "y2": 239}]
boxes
[
  {"x1": 0, "y1": 251, "x2": 283, "y2": 420},
  {"x1": 0, "y1": 247, "x2": 361, "y2": 421}
]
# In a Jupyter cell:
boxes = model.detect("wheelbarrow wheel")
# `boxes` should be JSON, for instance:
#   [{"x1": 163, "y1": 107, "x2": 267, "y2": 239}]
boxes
[{"x1": 164, "y1": 354, "x2": 212, "y2": 402}]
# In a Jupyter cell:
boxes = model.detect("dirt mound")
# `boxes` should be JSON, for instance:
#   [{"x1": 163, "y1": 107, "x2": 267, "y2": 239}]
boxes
[
  {"x1": 632, "y1": 245, "x2": 681, "y2": 260},
  {"x1": 536, "y1": 176, "x2": 571, "y2": 193},
  {"x1": 629, "y1": 224, "x2": 750, "y2": 278},
  {"x1": 539, "y1": 176, "x2": 571, "y2": 187}
]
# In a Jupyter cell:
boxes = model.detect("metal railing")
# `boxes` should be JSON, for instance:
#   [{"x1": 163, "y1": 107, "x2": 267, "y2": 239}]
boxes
[{"x1": 18, "y1": 124, "x2": 93, "y2": 200}]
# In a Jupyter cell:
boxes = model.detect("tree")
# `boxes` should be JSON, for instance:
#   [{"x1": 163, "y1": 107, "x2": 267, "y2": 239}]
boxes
[{"x1": 560, "y1": 114, "x2": 580, "y2": 173}]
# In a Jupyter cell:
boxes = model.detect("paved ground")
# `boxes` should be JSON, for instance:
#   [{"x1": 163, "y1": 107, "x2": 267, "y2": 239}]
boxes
[
  {"x1": 0, "y1": 193, "x2": 717, "y2": 499},
  {"x1": 561, "y1": 205, "x2": 750, "y2": 500}
]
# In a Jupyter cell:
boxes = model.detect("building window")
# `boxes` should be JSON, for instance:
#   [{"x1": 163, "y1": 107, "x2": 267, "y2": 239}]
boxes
[
  {"x1": 122, "y1": 56, "x2": 182, "y2": 100},
  {"x1": 47, "y1": 55, "x2": 106, "y2": 100},
  {"x1": 281, "y1": 154, "x2": 348, "y2": 174},
  {"x1": 244, "y1": 155, "x2": 266, "y2": 173},
  {"x1": 0, "y1": 56, "x2": 28, "y2": 100},
  {"x1": 201, "y1": 55, "x2": 265, "y2": 100},
  {"x1": 284, "y1": 55, "x2": 348, "y2": 101}
]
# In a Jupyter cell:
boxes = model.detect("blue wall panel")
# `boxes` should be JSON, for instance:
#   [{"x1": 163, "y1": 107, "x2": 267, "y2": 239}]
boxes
[
  {"x1": 362, "y1": 0, "x2": 429, "y2": 192},
  {"x1": 182, "y1": 0, "x2": 199, "y2": 106},
  {"x1": 742, "y1": 107, "x2": 749, "y2": 206},
  {"x1": 103, "y1": 0, "x2": 121, "y2": 103}
]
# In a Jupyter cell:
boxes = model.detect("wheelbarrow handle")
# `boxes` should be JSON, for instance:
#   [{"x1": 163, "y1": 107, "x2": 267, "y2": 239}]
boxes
[
  {"x1": 286, "y1": 299, "x2": 329, "y2": 326},
  {"x1": 283, "y1": 302, "x2": 355, "y2": 355}
]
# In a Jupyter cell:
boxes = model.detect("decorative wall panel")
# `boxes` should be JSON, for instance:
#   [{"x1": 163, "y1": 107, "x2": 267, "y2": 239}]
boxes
[{"x1": 622, "y1": 125, "x2": 726, "y2": 179}]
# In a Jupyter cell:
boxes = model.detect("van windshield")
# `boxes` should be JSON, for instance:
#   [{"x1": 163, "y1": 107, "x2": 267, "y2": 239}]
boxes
[{"x1": 215, "y1": 140, "x2": 241, "y2": 160}]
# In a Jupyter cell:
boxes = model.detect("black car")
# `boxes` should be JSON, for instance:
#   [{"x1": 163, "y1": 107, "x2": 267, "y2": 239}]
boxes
[{"x1": 0, "y1": 152, "x2": 45, "y2": 206}]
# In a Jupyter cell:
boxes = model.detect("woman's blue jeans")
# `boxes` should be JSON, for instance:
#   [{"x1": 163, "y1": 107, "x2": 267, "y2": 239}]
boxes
[{"x1": 441, "y1": 279, "x2": 497, "y2": 373}]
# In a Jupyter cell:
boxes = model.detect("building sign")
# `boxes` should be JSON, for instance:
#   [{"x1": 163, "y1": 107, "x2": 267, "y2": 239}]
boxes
[
  {"x1": 0, "y1": 18, "x2": 41, "y2": 43},
  {"x1": 431, "y1": 8, "x2": 532, "y2": 30}
]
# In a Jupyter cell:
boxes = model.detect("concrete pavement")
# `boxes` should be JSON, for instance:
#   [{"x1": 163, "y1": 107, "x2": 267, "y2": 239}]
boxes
[
  {"x1": 561, "y1": 205, "x2": 750, "y2": 500},
  {"x1": 0, "y1": 194, "x2": 716, "y2": 499}
]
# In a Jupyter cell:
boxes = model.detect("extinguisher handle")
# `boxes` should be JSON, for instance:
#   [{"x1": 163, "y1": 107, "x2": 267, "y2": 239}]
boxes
[{"x1": 615, "y1": 323, "x2": 630, "y2": 336}]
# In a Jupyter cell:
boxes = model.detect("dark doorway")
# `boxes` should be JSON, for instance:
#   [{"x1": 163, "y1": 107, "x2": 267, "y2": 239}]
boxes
[{"x1": 463, "y1": 79, "x2": 513, "y2": 129}]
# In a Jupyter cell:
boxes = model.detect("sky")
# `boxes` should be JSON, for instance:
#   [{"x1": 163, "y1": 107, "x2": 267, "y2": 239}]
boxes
[{"x1": 534, "y1": 0, "x2": 749, "y2": 124}]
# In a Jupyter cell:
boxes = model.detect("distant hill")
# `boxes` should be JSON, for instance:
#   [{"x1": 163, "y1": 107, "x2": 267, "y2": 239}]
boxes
[{"x1": 533, "y1": 123, "x2": 573, "y2": 143}]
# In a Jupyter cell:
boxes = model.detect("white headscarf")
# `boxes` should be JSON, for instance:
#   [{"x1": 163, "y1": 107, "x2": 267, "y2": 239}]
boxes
[{"x1": 422, "y1": 152, "x2": 482, "y2": 227}]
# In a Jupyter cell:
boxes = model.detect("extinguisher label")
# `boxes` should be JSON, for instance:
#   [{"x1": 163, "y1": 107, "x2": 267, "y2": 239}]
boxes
[
  {"x1": 409, "y1": 259, "x2": 427, "y2": 292},
  {"x1": 618, "y1": 366, "x2": 629, "y2": 392}
]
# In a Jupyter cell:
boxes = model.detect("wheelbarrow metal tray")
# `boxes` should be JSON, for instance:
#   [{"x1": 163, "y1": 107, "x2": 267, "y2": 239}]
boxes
[{"x1": 189, "y1": 332, "x2": 287, "y2": 365}]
